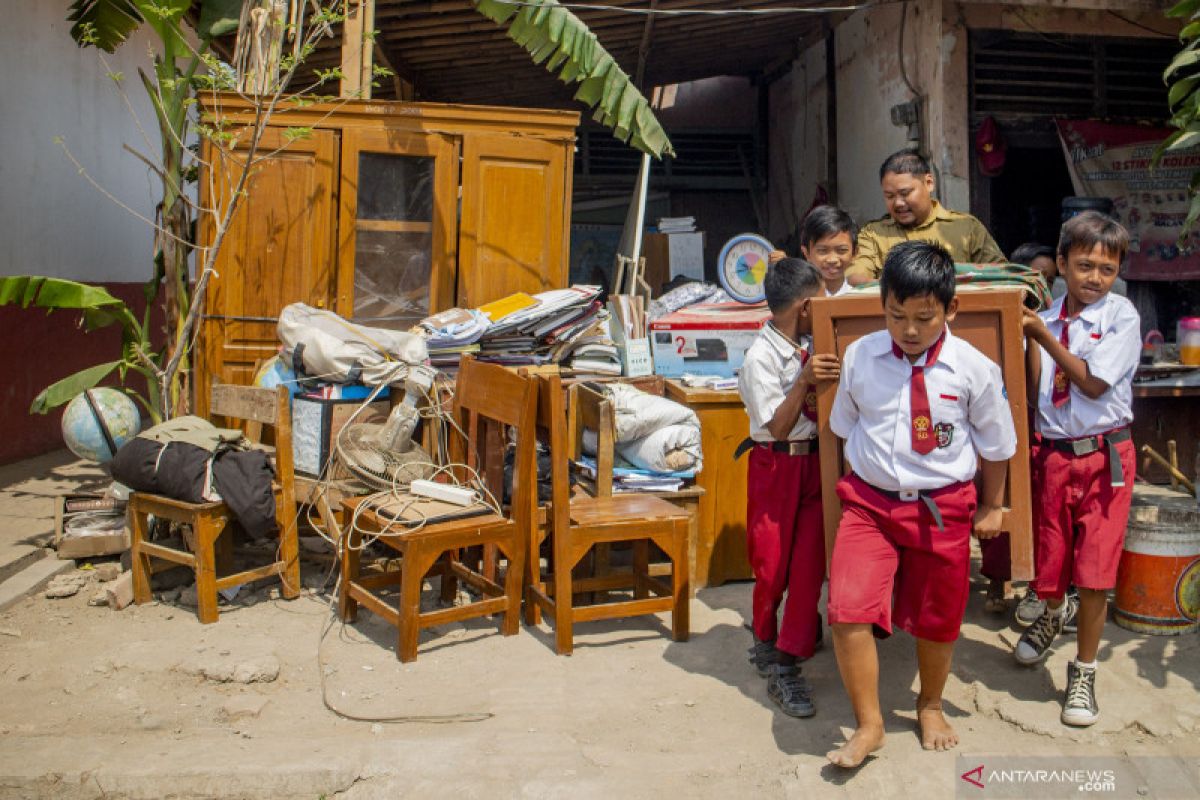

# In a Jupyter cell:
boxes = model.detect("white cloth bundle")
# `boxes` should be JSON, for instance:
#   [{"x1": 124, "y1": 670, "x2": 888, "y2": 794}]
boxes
[
  {"x1": 277, "y1": 303, "x2": 428, "y2": 386},
  {"x1": 600, "y1": 384, "x2": 703, "y2": 473}
]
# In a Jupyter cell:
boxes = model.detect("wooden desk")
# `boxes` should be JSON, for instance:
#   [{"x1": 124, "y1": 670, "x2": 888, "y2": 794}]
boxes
[
  {"x1": 1131, "y1": 381, "x2": 1200, "y2": 486},
  {"x1": 664, "y1": 381, "x2": 753, "y2": 586}
]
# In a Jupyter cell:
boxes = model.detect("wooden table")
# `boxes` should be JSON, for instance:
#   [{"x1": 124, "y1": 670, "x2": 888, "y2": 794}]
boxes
[
  {"x1": 664, "y1": 381, "x2": 753, "y2": 587},
  {"x1": 1132, "y1": 380, "x2": 1200, "y2": 486}
]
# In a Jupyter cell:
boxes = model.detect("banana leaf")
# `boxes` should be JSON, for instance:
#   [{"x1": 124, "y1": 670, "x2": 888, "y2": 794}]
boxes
[
  {"x1": 473, "y1": 0, "x2": 674, "y2": 159},
  {"x1": 0, "y1": 276, "x2": 142, "y2": 336},
  {"x1": 69, "y1": 0, "x2": 242, "y2": 51},
  {"x1": 30, "y1": 361, "x2": 125, "y2": 415}
]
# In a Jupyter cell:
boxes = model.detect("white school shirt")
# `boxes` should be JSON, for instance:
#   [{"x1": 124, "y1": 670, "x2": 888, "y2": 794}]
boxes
[
  {"x1": 830, "y1": 328, "x2": 1017, "y2": 491},
  {"x1": 738, "y1": 323, "x2": 818, "y2": 442},
  {"x1": 825, "y1": 280, "x2": 852, "y2": 297},
  {"x1": 1034, "y1": 292, "x2": 1140, "y2": 439}
]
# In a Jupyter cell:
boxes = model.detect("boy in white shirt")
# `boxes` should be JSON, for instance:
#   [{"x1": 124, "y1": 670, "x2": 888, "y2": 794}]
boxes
[
  {"x1": 1013, "y1": 212, "x2": 1139, "y2": 728},
  {"x1": 737, "y1": 258, "x2": 840, "y2": 718},
  {"x1": 800, "y1": 205, "x2": 857, "y2": 297},
  {"x1": 825, "y1": 241, "x2": 1016, "y2": 768}
]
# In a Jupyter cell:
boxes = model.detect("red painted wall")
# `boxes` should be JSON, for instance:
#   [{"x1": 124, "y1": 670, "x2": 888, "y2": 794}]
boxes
[{"x1": 0, "y1": 281, "x2": 163, "y2": 465}]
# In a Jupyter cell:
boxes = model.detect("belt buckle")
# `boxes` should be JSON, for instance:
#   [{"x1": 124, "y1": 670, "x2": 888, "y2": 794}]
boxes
[
  {"x1": 789, "y1": 441, "x2": 804, "y2": 456},
  {"x1": 1071, "y1": 438, "x2": 1096, "y2": 456},
  {"x1": 898, "y1": 489, "x2": 919, "y2": 502}
]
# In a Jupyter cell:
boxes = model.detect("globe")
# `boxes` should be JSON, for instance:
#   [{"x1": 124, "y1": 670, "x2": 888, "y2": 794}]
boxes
[{"x1": 61, "y1": 388, "x2": 141, "y2": 463}]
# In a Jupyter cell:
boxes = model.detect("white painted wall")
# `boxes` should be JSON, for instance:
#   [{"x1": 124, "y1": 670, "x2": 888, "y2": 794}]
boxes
[{"x1": 0, "y1": 1, "x2": 167, "y2": 282}]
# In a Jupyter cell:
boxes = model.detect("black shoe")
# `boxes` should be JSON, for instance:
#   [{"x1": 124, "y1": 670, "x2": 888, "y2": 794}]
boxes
[
  {"x1": 1061, "y1": 661, "x2": 1099, "y2": 727},
  {"x1": 1062, "y1": 588, "x2": 1080, "y2": 634},
  {"x1": 767, "y1": 663, "x2": 815, "y2": 718},
  {"x1": 1014, "y1": 600, "x2": 1072, "y2": 665},
  {"x1": 747, "y1": 639, "x2": 778, "y2": 677}
]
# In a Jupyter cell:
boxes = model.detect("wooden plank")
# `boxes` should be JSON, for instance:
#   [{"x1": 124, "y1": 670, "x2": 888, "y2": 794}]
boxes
[
  {"x1": 349, "y1": 582, "x2": 400, "y2": 624},
  {"x1": 137, "y1": 541, "x2": 196, "y2": 568},
  {"x1": 573, "y1": 596, "x2": 672, "y2": 623},
  {"x1": 419, "y1": 597, "x2": 507, "y2": 626},
  {"x1": 210, "y1": 384, "x2": 279, "y2": 425},
  {"x1": 215, "y1": 561, "x2": 285, "y2": 590},
  {"x1": 356, "y1": 570, "x2": 403, "y2": 590},
  {"x1": 340, "y1": 0, "x2": 374, "y2": 99},
  {"x1": 354, "y1": 219, "x2": 433, "y2": 233},
  {"x1": 448, "y1": 560, "x2": 505, "y2": 597}
]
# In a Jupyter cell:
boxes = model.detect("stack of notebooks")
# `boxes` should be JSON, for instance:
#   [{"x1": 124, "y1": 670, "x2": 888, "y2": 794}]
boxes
[{"x1": 576, "y1": 456, "x2": 693, "y2": 493}]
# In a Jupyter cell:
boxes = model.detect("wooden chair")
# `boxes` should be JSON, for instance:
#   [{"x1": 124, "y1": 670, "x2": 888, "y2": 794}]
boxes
[
  {"x1": 525, "y1": 372, "x2": 690, "y2": 655},
  {"x1": 338, "y1": 356, "x2": 536, "y2": 662},
  {"x1": 129, "y1": 385, "x2": 301, "y2": 623}
]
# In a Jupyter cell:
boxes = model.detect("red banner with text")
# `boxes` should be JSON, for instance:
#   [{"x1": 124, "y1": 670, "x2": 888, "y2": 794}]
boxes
[{"x1": 1056, "y1": 119, "x2": 1200, "y2": 280}]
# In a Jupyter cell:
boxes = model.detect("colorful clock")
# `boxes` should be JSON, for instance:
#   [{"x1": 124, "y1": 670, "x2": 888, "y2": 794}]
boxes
[{"x1": 717, "y1": 233, "x2": 774, "y2": 304}]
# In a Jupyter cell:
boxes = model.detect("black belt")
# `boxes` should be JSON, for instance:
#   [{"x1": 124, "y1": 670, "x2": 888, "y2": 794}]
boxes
[
  {"x1": 1043, "y1": 427, "x2": 1130, "y2": 487},
  {"x1": 734, "y1": 436, "x2": 819, "y2": 459},
  {"x1": 856, "y1": 477, "x2": 971, "y2": 533}
]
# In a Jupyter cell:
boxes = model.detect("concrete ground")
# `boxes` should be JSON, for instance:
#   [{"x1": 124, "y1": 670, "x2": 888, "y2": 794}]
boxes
[{"x1": 0, "y1": 453, "x2": 1198, "y2": 799}]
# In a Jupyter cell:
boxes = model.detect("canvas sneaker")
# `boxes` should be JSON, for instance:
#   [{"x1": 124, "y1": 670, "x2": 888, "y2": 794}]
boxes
[
  {"x1": 748, "y1": 639, "x2": 779, "y2": 677},
  {"x1": 1061, "y1": 661, "x2": 1099, "y2": 726},
  {"x1": 1061, "y1": 588, "x2": 1080, "y2": 634},
  {"x1": 1014, "y1": 587, "x2": 1046, "y2": 627},
  {"x1": 1014, "y1": 593, "x2": 1078, "y2": 665},
  {"x1": 767, "y1": 663, "x2": 815, "y2": 718}
]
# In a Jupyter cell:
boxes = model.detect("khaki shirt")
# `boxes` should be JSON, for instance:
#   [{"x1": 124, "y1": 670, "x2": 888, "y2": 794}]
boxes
[{"x1": 847, "y1": 201, "x2": 1005, "y2": 281}]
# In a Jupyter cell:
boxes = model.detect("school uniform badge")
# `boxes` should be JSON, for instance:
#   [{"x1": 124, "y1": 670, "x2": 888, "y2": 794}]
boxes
[{"x1": 933, "y1": 421, "x2": 954, "y2": 448}]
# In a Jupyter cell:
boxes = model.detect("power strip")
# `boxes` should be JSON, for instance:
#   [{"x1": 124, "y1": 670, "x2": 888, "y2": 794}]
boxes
[{"x1": 410, "y1": 479, "x2": 479, "y2": 507}]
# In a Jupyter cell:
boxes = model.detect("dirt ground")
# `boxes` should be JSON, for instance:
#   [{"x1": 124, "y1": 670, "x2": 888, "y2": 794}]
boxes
[{"x1": 1, "y1": 455, "x2": 1198, "y2": 799}]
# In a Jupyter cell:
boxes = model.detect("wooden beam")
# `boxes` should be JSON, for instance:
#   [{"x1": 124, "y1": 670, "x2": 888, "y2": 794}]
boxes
[
  {"x1": 634, "y1": 0, "x2": 657, "y2": 90},
  {"x1": 340, "y1": 0, "x2": 376, "y2": 99}
]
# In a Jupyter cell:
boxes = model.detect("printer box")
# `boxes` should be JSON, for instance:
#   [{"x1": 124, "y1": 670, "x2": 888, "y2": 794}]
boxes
[{"x1": 649, "y1": 302, "x2": 770, "y2": 378}]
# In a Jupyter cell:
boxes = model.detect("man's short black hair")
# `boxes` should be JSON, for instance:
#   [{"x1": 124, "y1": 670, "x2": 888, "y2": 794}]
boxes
[
  {"x1": 764, "y1": 257, "x2": 822, "y2": 313},
  {"x1": 879, "y1": 148, "x2": 931, "y2": 181},
  {"x1": 800, "y1": 205, "x2": 859, "y2": 249},
  {"x1": 1010, "y1": 242, "x2": 1055, "y2": 266},
  {"x1": 879, "y1": 241, "x2": 956, "y2": 309}
]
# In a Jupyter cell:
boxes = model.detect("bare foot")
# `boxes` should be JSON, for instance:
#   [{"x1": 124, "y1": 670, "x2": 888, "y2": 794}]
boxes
[
  {"x1": 826, "y1": 724, "x2": 885, "y2": 768},
  {"x1": 917, "y1": 705, "x2": 958, "y2": 751}
]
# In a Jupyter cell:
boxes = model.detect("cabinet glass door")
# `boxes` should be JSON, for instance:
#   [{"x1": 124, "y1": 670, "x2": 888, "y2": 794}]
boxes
[{"x1": 338, "y1": 130, "x2": 457, "y2": 329}]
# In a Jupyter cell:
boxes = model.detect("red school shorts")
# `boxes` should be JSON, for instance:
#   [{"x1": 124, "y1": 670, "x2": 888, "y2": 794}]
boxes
[
  {"x1": 827, "y1": 474, "x2": 977, "y2": 643},
  {"x1": 745, "y1": 446, "x2": 825, "y2": 658},
  {"x1": 1031, "y1": 437, "x2": 1135, "y2": 598}
]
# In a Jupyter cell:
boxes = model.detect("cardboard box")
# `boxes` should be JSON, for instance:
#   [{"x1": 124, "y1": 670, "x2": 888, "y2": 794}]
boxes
[
  {"x1": 650, "y1": 302, "x2": 770, "y2": 378},
  {"x1": 54, "y1": 494, "x2": 130, "y2": 560},
  {"x1": 292, "y1": 395, "x2": 391, "y2": 477},
  {"x1": 642, "y1": 232, "x2": 706, "y2": 296}
]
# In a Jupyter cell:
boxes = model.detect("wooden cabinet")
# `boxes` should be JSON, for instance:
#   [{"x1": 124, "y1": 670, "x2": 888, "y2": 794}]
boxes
[
  {"x1": 664, "y1": 381, "x2": 754, "y2": 587},
  {"x1": 811, "y1": 288, "x2": 1034, "y2": 580},
  {"x1": 196, "y1": 98, "x2": 578, "y2": 412}
]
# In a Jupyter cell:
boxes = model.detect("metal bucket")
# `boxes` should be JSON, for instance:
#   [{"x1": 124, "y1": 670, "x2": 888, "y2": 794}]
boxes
[{"x1": 1114, "y1": 504, "x2": 1200, "y2": 635}]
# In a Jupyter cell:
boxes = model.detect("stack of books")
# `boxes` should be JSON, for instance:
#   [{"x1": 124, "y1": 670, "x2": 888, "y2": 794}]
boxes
[{"x1": 657, "y1": 216, "x2": 696, "y2": 234}]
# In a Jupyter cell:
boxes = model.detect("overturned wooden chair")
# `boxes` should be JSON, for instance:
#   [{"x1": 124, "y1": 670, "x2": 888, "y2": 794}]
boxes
[
  {"x1": 129, "y1": 384, "x2": 301, "y2": 623},
  {"x1": 338, "y1": 356, "x2": 536, "y2": 662},
  {"x1": 525, "y1": 372, "x2": 690, "y2": 655}
]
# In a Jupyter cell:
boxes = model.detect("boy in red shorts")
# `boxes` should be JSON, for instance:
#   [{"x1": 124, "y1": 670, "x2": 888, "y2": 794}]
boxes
[
  {"x1": 825, "y1": 241, "x2": 1016, "y2": 767},
  {"x1": 738, "y1": 257, "x2": 840, "y2": 718},
  {"x1": 1013, "y1": 212, "x2": 1139, "y2": 728}
]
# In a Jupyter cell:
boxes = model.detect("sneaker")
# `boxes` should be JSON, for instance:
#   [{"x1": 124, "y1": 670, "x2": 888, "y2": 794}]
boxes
[
  {"x1": 748, "y1": 639, "x2": 778, "y2": 677},
  {"x1": 1014, "y1": 598, "x2": 1075, "y2": 665},
  {"x1": 1061, "y1": 661, "x2": 1099, "y2": 726},
  {"x1": 1015, "y1": 587, "x2": 1045, "y2": 627},
  {"x1": 1061, "y1": 588, "x2": 1080, "y2": 634},
  {"x1": 767, "y1": 663, "x2": 815, "y2": 718}
]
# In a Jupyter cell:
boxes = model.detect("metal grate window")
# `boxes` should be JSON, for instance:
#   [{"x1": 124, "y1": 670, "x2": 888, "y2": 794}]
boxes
[
  {"x1": 970, "y1": 31, "x2": 1176, "y2": 123},
  {"x1": 575, "y1": 127, "x2": 759, "y2": 189}
]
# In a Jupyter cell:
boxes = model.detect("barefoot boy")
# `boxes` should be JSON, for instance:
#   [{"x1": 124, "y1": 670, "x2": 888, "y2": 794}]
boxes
[
  {"x1": 800, "y1": 205, "x2": 857, "y2": 297},
  {"x1": 738, "y1": 258, "x2": 840, "y2": 718},
  {"x1": 1013, "y1": 212, "x2": 1139, "y2": 728},
  {"x1": 826, "y1": 241, "x2": 1016, "y2": 767}
]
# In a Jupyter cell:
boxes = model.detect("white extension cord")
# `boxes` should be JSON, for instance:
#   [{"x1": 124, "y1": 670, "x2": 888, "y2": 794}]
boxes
[{"x1": 410, "y1": 479, "x2": 479, "y2": 507}]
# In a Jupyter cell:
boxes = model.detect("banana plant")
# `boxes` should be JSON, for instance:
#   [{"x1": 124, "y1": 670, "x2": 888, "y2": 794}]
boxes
[
  {"x1": 1158, "y1": 0, "x2": 1200, "y2": 237},
  {"x1": 0, "y1": 276, "x2": 163, "y2": 422},
  {"x1": 473, "y1": 0, "x2": 674, "y2": 159}
]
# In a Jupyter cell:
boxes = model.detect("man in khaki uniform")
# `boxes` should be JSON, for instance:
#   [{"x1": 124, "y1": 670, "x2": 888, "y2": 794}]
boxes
[{"x1": 847, "y1": 149, "x2": 1004, "y2": 284}]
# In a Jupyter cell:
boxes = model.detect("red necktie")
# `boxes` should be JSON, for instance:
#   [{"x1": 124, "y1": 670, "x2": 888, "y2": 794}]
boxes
[
  {"x1": 799, "y1": 349, "x2": 818, "y2": 422},
  {"x1": 893, "y1": 333, "x2": 946, "y2": 455},
  {"x1": 1051, "y1": 302, "x2": 1071, "y2": 407}
]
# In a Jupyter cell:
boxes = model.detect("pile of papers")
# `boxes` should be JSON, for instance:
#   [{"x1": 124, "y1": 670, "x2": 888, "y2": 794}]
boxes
[
  {"x1": 419, "y1": 308, "x2": 490, "y2": 368},
  {"x1": 577, "y1": 456, "x2": 693, "y2": 493},
  {"x1": 657, "y1": 216, "x2": 696, "y2": 234}
]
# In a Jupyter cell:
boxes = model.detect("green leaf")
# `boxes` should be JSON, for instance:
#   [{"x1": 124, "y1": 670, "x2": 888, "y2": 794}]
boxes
[
  {"x1": 471, "y1": 0, "x2": 673, "y2": 158},
  {"x1": 68, "y1": 0, "x2": 144, "y2": 52},
  {"x1": 1168, "y1": 76, "x2": 1199, "y2": 107},
  {"x1": 1164, "y1": 43, "x2": 1200, "y2": 80},
  {"x1": 1181, "y1": 21, "x2": 1200, "y2": 40},
  {"x1": 0, "y1": 276, "x2": 141, "y2": 335},
  {"x1": 1167, "y1": 0, "x2": 1200, "y2": 20},
  {"x1": 30, "y1": 361, "x2": 124, "y2": 414},
  {"x1": 197, "y1": 0, "x2": 243, "y2": 39}
]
